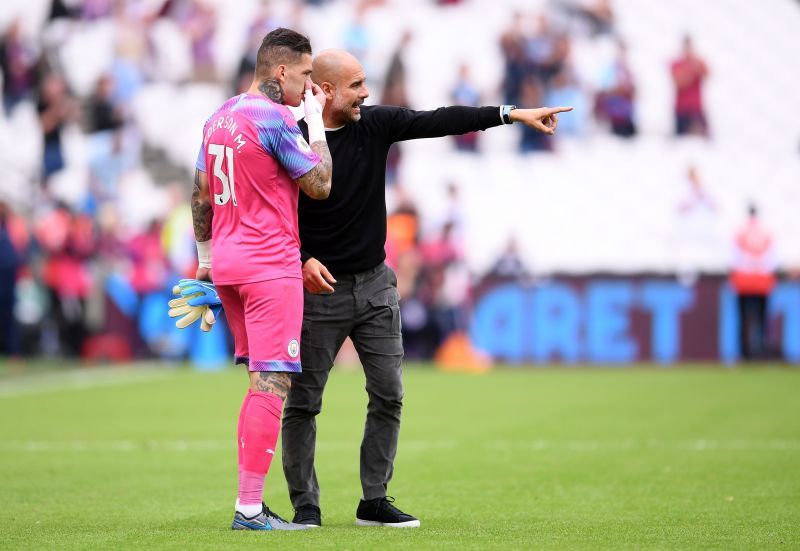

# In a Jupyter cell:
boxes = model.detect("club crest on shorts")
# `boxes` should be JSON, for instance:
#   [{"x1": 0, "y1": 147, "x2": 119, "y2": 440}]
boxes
[{"x1": 288, "y1": 339, "x2": 299, "y2": 358}]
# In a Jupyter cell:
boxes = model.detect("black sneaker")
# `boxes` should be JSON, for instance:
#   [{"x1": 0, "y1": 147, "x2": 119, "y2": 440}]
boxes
[
  {"x1": 292, "y1": 504, "x2": 322, "y2": 528},
  {"x1": 355, "y1": 496, "x2": 420, "y2": 528}
]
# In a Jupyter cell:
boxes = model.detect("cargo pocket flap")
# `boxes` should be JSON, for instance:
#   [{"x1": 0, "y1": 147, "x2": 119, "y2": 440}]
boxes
[{"x1": 368, "y1": 290, "x2": 399, "y2": 308}]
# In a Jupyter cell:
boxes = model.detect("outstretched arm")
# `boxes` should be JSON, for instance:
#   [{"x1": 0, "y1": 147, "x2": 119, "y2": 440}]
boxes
[{"x1": 380, "y1": 104, "x2": 573, "y2": 143}]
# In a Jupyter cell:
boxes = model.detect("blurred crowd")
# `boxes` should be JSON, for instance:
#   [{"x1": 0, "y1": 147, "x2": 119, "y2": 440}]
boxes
[
  {"x1": 0, "y1": 0, "x2": 766, "y2": 363},
  {"x1": 0, "y1": 0, "x2": 221, "y2": 359},
  {"x1": 492, "y1": 2, "x2": 709, "y2": 151}
]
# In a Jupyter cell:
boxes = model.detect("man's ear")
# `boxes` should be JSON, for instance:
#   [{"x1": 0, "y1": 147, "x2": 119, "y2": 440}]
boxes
[
  {"x1": 321, "y1": 82, "x2": 334, "y2": 100},
  {"x1": 275, "y1": 64, "x2": 287, "y2": 83}
]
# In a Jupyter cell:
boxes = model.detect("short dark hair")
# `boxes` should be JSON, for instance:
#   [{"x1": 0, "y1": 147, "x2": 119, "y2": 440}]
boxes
[{"x1": 256, "y1": 28, "x2": 312, "y2": 76}]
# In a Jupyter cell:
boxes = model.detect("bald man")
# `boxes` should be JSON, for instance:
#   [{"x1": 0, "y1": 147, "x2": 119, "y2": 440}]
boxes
[{"x1": 283, "y1": 49, "x2": 571, "y2": 528}]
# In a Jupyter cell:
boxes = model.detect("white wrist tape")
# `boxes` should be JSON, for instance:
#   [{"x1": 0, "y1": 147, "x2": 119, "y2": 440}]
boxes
[
  {"x1": 306, "y1": 112, "x2": 325, "y2": 144},
  {"x1": 304, "y1": 89, "x2": 326, "y2": 145},
  {"x1": 196, "y1": 240, "x2": 212, "y2": 269}
]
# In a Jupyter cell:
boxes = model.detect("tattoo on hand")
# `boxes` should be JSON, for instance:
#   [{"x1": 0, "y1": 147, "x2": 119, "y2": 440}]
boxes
[
  {"x1": 191, "y1": 169, "x2": 212, "y2": 241},
  {"x1": 255, "y1": 372, "x2": 292, "y2": 400},
  {"x1": 259, "y1": 78, "x2": 284, "y2": 104},
  {"x1": 297, "y1": 141, "x2": 332, "y2": 199}
]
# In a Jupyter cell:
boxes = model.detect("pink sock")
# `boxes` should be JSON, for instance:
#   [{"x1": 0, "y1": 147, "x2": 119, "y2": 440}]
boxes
[
  {"x1": 238, "y1": 391, "x2": 284, "y2": 506},
  {"x1": 236, "y1": 390, "x2": 253, "y2": 482}
]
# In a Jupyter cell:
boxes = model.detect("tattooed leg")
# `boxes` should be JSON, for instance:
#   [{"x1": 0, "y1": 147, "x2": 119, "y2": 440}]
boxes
[
  {"x1": 237, "y1": 371, "x2": 290, "y2": 512},
  {"x1": 249, "y1": 371, "x2": 292, "y2": 401}
]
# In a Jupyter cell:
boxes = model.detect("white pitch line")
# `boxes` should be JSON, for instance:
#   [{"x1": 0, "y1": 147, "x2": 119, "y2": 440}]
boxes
[
  {"x1": 1, "y1": 439, "x2": 798, "y2": 453},
  {"x1": 0, "y1": 368, "x2": 172, "y2": 398}
]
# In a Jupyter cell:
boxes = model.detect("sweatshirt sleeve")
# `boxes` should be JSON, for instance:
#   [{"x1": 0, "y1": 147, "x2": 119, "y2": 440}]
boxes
[{"x1": 372, "y1": 105, "x2": 504, "y2": 143}]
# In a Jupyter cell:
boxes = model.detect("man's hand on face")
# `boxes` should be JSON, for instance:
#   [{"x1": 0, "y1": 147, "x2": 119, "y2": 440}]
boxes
[
  {"x1": 304, "y1": 79, "x2": 326, "y2": 118},
  {"x1": 302, "y1": 257, "x2": 337, "y2": 294},
  {"x1": 510, "y1": 106, "x2": 574, "y2": 135}
]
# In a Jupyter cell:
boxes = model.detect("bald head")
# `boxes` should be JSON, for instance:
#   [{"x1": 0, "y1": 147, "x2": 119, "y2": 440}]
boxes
[
  {"x1": 312, "y1": 49, "x2": 362, "y2": 86},
  {"x1": 312, "y1": 49, "x2": 369, "y2": 126}
]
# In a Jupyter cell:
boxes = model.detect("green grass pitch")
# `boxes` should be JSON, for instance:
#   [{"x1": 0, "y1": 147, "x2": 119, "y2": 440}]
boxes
[{"x1": 1, "y1": 363, "x2": 799, "y2": 549}]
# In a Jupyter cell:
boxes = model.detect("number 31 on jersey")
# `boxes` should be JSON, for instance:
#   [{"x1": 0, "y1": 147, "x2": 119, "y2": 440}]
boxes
[{"x1": 209, "y1": 143, "x2": 237, "y2": 206}]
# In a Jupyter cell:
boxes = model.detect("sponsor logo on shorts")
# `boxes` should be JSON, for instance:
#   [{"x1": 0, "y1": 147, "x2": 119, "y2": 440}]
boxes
[{"x1": 288, "y1": 339, "x2": 299, "y2": 358}]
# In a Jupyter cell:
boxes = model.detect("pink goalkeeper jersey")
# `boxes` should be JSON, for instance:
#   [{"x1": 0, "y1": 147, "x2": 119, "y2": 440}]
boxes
[{"x1": 196, "y1": 93, "x2": 320, "y2": 285}]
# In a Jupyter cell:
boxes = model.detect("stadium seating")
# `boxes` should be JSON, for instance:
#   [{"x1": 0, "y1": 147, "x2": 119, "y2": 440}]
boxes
[{"x1": 2, "y1": 0, "x2": 798, "y2": 274}]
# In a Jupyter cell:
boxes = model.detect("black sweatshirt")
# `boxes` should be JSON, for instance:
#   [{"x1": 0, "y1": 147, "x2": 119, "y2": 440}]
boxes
[{"x1": 298, "y1": 105, "x2": 503, "y2": 275}]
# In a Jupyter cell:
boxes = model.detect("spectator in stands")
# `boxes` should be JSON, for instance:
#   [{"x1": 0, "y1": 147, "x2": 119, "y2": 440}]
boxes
[
  {"x1": 545, "y1": 66, "x2": 586, "y2": 136},
  {"x1": 729, "y1": 205, "x2": 777, "y2": 361},
  {"x1": 674, "y1": 165, "x2": 719, "y2": 275},
  {"x1": 88, "y1": 75, "x2": 124, "y2": 135},
  {"x1": 677, "y1": 166, "x2": 716, "y2": 215},
  {"x1": 37, "y1": 73, "x2": 78, "y2": 183},
  {"x1": 0, "y1": 19, "x2": 41, "y2": 115},
  {"x1": 87, "y1": 74, "x2": 141, "y2": 203},
  {"x1": 439, "y1": 182, "x2": 465, "y2": 243},
  {"x1": 421, "y1": 221, "x2": 462, "y2": 269},
  {"x1": 595, "y1": 40, "x2": 636, "y2": 137},
  {"x1": 450, "y1": 64, "x2": 481, "y2": 151},
  {"x1": 127, "y1": 219, "x2": 170, "y2": 295},
  {"x1": 385, "y1": 186, "x2": 419, "y2": 271},
  {"x1": 519, "y1": 77, "x2": 554, "y2": 152},
  {"x1": 416, "y1": 221, "x2": 470, "y2": 346},
  {"x1": 110, "y1": 1, "x2": 148, "y2": 107},
  {"x1": 0, "y1": 201, "x2": 22, "y2": 357},
  {"x1": 343, "y1": 5, "x2": 371, "y2": 67},
  {"x1": 526, "y1": 15, "x2": 566, "y2": 84},
  {"x1": 500, "y1": 12, "x2": 528, "y2": 105},
  {"x1": 180, "y1": 0, "x2": 218, "y2": 82},
  {"x1": 572, "y1": 0, "x2": 615, "y2": 37},
  {"x1": 35, "y1": 204, "x2": 96, "y2": 357},
  {"x1": 161, "y1": 183, "x2": 196, "y2": 278},
  {"x1": 382, "y1": 30, "x2": 412, "y2": 108},
  {"x1": 489, "y1": 238, "x2": 529, "y2": 279},
  {"x1": 670, "y1": 35, "x2": 709, "y2": 137},
  {"x1": 382, "y1": 30, "x2": 413, "y2": 185}
]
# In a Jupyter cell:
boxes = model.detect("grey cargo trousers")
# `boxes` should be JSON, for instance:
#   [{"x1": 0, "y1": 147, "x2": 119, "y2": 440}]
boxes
[{"x1": 282, "y1": 262, "x2": 404, "y2": 506}]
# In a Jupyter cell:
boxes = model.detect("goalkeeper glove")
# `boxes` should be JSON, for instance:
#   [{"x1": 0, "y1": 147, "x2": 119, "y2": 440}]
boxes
[{"x1": 168, "y1": 279, "x2": 222, "y2": 332}]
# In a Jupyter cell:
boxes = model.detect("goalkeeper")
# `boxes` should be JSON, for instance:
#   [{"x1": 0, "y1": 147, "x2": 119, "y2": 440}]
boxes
[{"x1": 184, "y1": 28, "x2": 332, "y2": 532}]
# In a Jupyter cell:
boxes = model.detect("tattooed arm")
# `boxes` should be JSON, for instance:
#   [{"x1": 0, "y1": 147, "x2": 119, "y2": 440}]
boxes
[
  {"x1": 192, "y1": 169, "x2": 212, "y2": 241},
  {"x1": 296, "y1": 80, "x2": 332, "y2": 199},
  {"x1": 192, "y1": 169, "x2": 213, "y2": 280},
  {"x1": 296, "y1": 141, "x2": 332, "y2": 199}
]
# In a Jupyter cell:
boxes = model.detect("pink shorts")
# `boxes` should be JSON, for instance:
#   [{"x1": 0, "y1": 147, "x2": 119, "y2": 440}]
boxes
[{"x1": 216, "y1": 278, "x2": 303, "y2": 372}]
